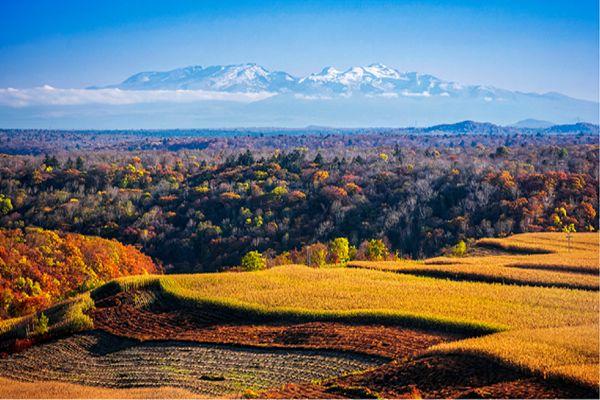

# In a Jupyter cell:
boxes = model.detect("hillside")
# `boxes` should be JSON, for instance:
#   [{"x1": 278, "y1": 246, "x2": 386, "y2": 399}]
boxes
[
  {"x1": 0, "y1": 138, "x2": 597, "y2": 273},
  {"x1": 0, "y1": 227, "x2": 158, "y2": 319},
  {"x1": 0, "y1": 232, "x2": 597, "y2": 398}
]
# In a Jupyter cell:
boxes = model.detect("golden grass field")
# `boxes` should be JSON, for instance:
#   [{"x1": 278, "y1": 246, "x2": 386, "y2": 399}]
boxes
[
  {"x1": 0, "y1": 377, "x2": 204, "y2": 399},
  {"x1": 349, "y1": 232, "x2": 600, "y2": 290},
  {"x1": 2, "y1": 232, "x2": 598, "y2": 393},
  {"x1": 160, "y1": 265, "x2": 595, "y2": 331}
]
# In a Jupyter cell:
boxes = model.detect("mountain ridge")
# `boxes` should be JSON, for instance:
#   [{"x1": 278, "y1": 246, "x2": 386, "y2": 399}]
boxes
[
  {"x1": 3, "y1": 63, "x2": 595, "y2": 128},
  {"x1": 94, "y1": 63, "x2": 592, "y2": 104}
]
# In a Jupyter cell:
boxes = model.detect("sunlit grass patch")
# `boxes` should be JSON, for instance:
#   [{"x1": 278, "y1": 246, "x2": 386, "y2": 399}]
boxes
[
  {"x1": 348, "y1": 232, "x2": 599, "y2": 290},
  {"x1": 158, "y1": 266, "x2": 596, "y2": 331},
  {"x1": 432, "y1": 324, "x2": 600, "y2": 387}
]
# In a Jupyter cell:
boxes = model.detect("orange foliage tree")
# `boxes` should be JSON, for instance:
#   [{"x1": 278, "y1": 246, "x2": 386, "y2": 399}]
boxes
[{"x1": 0, "y1": 227, "x2": 158, "y2": 319}]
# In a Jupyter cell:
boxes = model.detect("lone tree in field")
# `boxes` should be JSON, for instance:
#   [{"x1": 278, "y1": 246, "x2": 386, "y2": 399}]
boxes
[
  {"x1": 240, "y1": 250, "x2": 266, "y2": 271},
  {"x1": 329, "y1": 237, "x2": 349, "y2": 263},
  {"x1": 366, "y1": 239, "x2": 388, "y2": 261},
  {"x1": 452, "y1": 240, "x2": 467, "y2": 257},
  {"x1": 562, "y1": 223, "x2": 576, "y2": 252}
]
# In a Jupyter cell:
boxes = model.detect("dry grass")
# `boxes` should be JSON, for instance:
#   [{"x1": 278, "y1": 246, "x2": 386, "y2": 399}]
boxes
[
  {"x1": 432, "y1": 324, "x2": 600, "y2": 387},
  {"x1": 0, "y1": 377, "x2": 206, "y2": 399},
  {"x1": 348, "y1": 232, "x2": 600, "y2": 290},
  {"x1": 159, "y1": 266, "x2": 596, "y2": 331}
]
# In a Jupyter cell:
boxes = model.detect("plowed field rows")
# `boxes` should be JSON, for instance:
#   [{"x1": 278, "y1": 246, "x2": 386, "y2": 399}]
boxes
[{"x1": 0, "y1": 331, "x2": 385, "y2": 397}]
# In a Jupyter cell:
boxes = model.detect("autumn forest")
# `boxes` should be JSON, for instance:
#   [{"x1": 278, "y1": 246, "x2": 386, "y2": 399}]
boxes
[{"x1": 0, "y1": 128, "x2": 597, "y2": 275}]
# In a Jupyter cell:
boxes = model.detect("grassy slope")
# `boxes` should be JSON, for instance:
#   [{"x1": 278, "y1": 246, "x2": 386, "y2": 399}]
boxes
[
  {"x1": 343, "y1": 233, "x2": 600, "y2": 386},
  {"x1": 0, "y1": 294, "x2": 94, "y2": 341},
  {"x1": 348, "y1": 232, "x2": 599, "y2": 290}
]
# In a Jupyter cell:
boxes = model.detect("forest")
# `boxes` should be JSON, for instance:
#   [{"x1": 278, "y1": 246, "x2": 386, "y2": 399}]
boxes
[
  {"x1": 0, "y1": 128, "x2": 597, "y2": 273},
  {"x1": 0, "y1": 227, "x2": 157, "y2": 319}
]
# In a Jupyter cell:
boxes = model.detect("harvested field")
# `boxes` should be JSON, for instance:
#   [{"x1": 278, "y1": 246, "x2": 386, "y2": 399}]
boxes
[
  {"x1": 0, "y1": 331, "x2": 386, "y2": 397},
  {"x1": 90, "y1": 286, "x2": 598, "y2": 398},
  {"x1": 92, "y1": 289, "x2": 463, "y2": 359},
  {"x1": 87, "y1": 252, "x2": 597, "y2": 388}
]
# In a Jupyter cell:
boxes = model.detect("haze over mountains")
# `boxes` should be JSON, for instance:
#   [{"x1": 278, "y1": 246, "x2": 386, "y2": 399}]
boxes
[
  {"x1": 101, "y1": 63, "x2": 472, "y2": 97},
  {"x1": 0, "y1": 63, "x2": 597, "y2": 129},
  {"x1": 99, "y1": 63, "x2": 585, "y2": 102}
]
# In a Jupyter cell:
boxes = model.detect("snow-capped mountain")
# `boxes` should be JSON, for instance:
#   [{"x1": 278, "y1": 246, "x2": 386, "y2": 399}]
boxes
[
  {"x1": 4, "y1": 63, "x2": 595, "y2": 128},
  {"x1": 99, "y1": 63, "x2": 517, "y2": 100},
  {"x1": 296, "y1": 64, "x2": 449, "y2": 96},
  {"x1": 297, "y1": 64, "x2": 403, "y2": 95},
  {"x1": 103, "y1": 63, "x2": 297, "y2": 93}
]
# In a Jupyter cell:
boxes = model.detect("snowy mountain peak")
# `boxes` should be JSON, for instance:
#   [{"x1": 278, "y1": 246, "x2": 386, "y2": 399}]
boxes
[
  {"x1": 321, "y1": 66, "x2": 341, "y2": 74},
  {"x1": 11, "y1": 62, "x2": 599, "y2": 127},
  {"x1": 110, "y1": 63, "x2": 297, "y2": 92},
  {"x1": 364, "y1": 63, "x2": 401, "y2": 79},
  {"x1": 101, "y1": 63, "x2": 578, "y2": 103},
  {"x1": 301, "y1": 67, "x2": 342, "y2": 82},
  {"x1": 301, "y1": 64, "x2": 399, "y2": 84}
]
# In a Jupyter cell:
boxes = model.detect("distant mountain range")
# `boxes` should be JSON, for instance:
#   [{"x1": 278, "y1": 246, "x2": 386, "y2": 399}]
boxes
[
  {"x1": 418, "y1": 120, "x2": 598, "y2": 135},
  {"x1": 96, "y1": 63, "x2": 587, "y2": 104},
  {"x1": 0, "y1": 63, "x2": 597, "y2": 129}
]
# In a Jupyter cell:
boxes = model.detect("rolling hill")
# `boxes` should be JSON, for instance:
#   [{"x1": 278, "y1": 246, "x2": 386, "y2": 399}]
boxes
[{"x1": 0, "y1": 232, "x2": 597, "y2": 398}]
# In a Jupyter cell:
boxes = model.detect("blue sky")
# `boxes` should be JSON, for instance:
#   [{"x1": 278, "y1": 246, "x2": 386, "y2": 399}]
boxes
[{"x1": 0, "y1": 0, "x2": 598, "y2": 101}]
